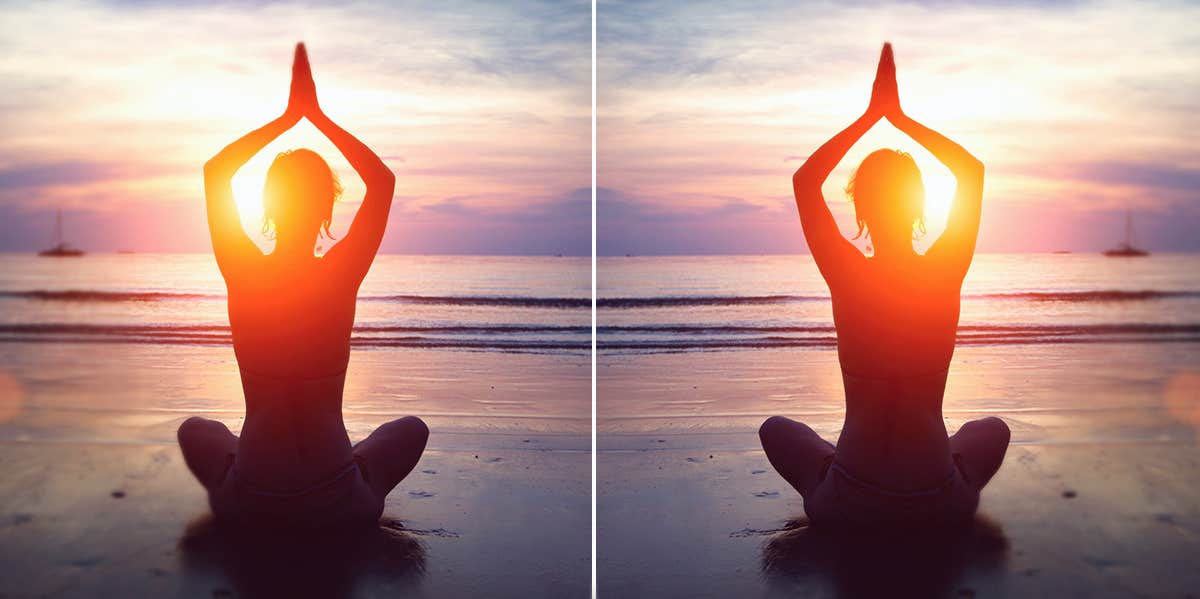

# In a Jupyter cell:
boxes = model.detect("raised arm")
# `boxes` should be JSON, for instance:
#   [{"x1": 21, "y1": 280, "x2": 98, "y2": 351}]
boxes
[
  {"x1": 891, "y1": 112, "x2": 983, "y2": 277},
  {"x1": 204, "y1": 113, "x2": 298, "y2": 278},
  {"x1": 793, "y1": 45, "x2": 900, "y2": 284},
  {"x1": 880, "y1": 43, "x2": 984, "y2": 278},
  {"x1": 793, "y1": 113, "x2": 875, "y2": 284},
  {"x1": 309, "y1": 110, "x2": 395, "y2": 278},
  {"x1": 286, "y1": 43, "x2": 395, "y2": 281}
]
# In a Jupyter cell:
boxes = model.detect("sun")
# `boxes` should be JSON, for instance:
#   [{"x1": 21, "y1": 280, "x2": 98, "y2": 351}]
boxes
[
  {"x1": 921, "y1": 168, "x2": 956, "y2": 228},
  {"x1": 231, "y1": 171, "x2": 266, "y2": 231}
]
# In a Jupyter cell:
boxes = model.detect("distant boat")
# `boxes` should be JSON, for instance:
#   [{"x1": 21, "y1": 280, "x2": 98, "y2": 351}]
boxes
[
  {"x1": 38, "y1": 210, "x2": 85, "y2": 257},
  {"x1": 1103, "y1": 211, "x2": 1149, "y2": 257}
]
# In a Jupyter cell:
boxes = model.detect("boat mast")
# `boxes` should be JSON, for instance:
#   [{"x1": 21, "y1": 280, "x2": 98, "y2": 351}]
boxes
[
  {"x1": 55, "y1": 209, "x2": 63, "y2": 246},
  {"x1": 1125, "y1": 210, "x2": 1134, "y2": 247}
]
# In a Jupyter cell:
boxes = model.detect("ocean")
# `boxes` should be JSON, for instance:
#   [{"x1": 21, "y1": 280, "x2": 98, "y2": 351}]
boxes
[
  {"x1": 598, "y1": 253, "x2": 1200, "y2": 353},
  {"x1": 0, "y1": 254, "x2": 591, "y2": 354},
  {"x1": 3, "y1": 251, "x2": 1197, "y2": 442},
  {"x1": 0, "y1": 254, "x2": 592, "y2": 444},
  {"x1": 9, "y1": 253, "x2": 1194, "y2": 355}
]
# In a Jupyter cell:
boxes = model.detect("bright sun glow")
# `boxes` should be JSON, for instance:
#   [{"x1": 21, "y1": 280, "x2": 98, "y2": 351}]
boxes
[
  {"x1": 922, "y1": 169, "x2": 956, "y2": 227},
  {"x1": 231, "y1": 171, "x2": 266, "y2": 230}
]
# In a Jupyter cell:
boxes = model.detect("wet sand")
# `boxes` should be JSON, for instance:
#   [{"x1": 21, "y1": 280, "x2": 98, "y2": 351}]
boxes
[
  {"x1": 0, "y1": 343, "x2": 589, "y2": 598},
  {"x1": 599, "y1": 342, "x2": 1200, "y2": 597}
]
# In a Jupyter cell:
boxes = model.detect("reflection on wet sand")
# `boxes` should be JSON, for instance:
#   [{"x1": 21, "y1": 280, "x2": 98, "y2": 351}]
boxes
[
  {"x1": 762, "y1": 514, "x2": 1008, "y2": 598},
  {"x1": 179, "y1": 515, "x2": 426, "y2": 598}
]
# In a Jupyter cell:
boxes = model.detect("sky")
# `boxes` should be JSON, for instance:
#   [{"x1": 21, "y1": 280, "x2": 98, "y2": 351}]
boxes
[
  {"x1": 598, "y1": 0, "x2": 1200, "y2": 255},
  {"x1": 0, "y1": 0, "x2": 590, "y2": 255},
  {"x1": 3, "y1": 2, "x2": 1197, "y2": 257}
]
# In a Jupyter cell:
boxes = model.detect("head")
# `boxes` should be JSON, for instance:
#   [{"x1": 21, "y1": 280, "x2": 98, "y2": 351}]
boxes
[
  {"x1": 845, "y1": 149, "x2": 926, "y2": 253},
  {"x1": 262, "y1": 148, "x2": 341, "y2": 248}
]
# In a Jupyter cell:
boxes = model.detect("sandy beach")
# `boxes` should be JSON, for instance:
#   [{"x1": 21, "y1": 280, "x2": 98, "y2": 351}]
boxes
[
  {"x1": 0, "y1": 342, "x2": 590, "y2": 598},
  {"x1": 598, "y1": 342, "x2": 1200, "y2": 597}
]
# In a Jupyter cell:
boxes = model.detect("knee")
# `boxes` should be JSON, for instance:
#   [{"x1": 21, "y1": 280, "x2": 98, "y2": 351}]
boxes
[
  {"x1": 759, "y1": 416, "x2": 792, "y2": 447},
  {"x1": 989, "y1": 417, "x2": 1011, "y2": 441},
  {"x1": 406, "y1": 416, "x2": 430, "y2": 446},
  {"x1": 177, "y1": 416, "x2": 214, "y2": 446},
  {"x1": 975, "y1": 416, "x2": 1011, "y2": 445},
  {"x1": 384, "y1": 416, "x2": 429, "y2": 448}
]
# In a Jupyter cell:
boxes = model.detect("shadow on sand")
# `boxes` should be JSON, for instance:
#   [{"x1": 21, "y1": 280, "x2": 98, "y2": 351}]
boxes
[
  {"x1": 179, "y1": 515, "x2": 427, "y2": 598},
  {"x1": 762, "y1": 514, "x2": 1009, "y2": 598}
]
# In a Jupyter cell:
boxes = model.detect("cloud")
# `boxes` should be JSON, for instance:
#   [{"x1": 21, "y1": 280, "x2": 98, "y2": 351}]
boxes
[
  {"x1": 0, "y1": 160, "x2": 184, "y2": 190},
  {"x1": 1056, "y1": 162, "x2": 1200, "y2": 193},
  {"x1": 599, "y1": 187, "x2": 818, "y2": 255},
  {"x1": 0, "y1": 0, "x2": 589, "y2": 254},
  {"x1": 598, "y1": 0, "x2": 1200, "y2": 253},
  {"x1": 0, "y1": 162, "x2": 127, "y2": 190},
  {"x1": 385, "y1": 186, "x2": 591, "y2": 255}
]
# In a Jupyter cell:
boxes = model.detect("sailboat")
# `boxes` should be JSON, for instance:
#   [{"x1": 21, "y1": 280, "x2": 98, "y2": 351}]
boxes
[
  {"x1": 1103, "y1": 210, "x2": 1148, "y2": 257},
  {"x1": 38, "y1": 209, "x2": 85, "y2": 257}
]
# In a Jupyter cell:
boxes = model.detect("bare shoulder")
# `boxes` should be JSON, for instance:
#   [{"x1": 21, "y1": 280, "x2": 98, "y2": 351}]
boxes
[{"x1": 907, "y1": 254, "x2": 968, "y2": 301}]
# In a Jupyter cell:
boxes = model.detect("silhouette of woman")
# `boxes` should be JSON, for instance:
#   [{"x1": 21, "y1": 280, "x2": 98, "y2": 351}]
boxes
[
  {"x1": 178, "y1": 43, "x2": 427, "y2": 528},
  {"x1": 760, "y1": 43, "x2": 1010, "y2": 525}
]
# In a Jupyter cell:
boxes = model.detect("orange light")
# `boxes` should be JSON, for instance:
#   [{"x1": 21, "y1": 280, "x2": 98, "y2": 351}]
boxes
[{"x1": 231, "y1": 170, "x2": 266, "y2": 230}]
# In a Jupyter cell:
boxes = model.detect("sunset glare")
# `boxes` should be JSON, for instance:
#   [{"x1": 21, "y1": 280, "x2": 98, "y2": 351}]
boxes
[
  {"x1": 0, "y1": 1, "x2": 590, "y2": 255},
  {"x1": 599, "y1": 0, "x2": 1200, "y2": 255}
]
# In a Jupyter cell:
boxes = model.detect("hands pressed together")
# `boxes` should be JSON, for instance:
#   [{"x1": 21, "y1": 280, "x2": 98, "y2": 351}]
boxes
[
  {"x1": 866, "y1": 42, "x2": 903, "y2": 123},
  {"x1": 284, "y1": 42, "x2": 321, "y2": 123}
]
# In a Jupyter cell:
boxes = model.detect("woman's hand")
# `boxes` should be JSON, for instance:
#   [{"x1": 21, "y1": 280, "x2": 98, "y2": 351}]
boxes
[
  {"x1": 867, "y1": 42, "x2": 901, "y2": 120},
  {"x1": 285, "y1": 42, "x2": 319, "y2": 120}
]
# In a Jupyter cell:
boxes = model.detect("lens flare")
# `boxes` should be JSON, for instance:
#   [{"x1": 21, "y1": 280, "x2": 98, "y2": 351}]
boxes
[
  {"x1": 231, "y1": 171, "x2": 266, "y2": 230},
  {"x1": 0, "y1": 370, "x2": 25, "y2": 424},
  {"x1": 1164, "y1": 371, "x2": 1200, "y2": 429}
]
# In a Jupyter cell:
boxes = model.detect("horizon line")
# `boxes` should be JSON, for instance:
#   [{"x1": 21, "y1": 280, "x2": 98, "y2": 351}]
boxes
[{"x1": 4, "y1": 250, "x2": 1199, "y2": 257}]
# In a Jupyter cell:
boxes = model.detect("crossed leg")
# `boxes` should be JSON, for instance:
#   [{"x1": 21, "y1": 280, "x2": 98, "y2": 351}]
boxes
[
  {"x1": 353, "y1": 416, "x2": 430, "y2": 502},
  {"x1": 948, "y1": 416, "x2": 1011, "y2": 491},
  {"x1": 759, "y1": 416, "x2": 836, "y2": 502},
  {"x1": 177, "y1": 416, "x2": 238, "y2": 490}
]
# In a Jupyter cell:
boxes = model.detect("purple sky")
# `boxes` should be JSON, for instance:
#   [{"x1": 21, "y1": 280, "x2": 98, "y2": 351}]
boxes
[
  {"x1": 0, "y1": 0, "x2": 590, "y2": 255},
  {"x1": 598, "y1": 0, "x2": 1200, "y2": 255}
]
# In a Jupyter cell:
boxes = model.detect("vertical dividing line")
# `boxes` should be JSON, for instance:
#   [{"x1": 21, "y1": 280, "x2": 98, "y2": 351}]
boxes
[{"x1": 590, "y1": 1, "x2": 598, "y2": 597}]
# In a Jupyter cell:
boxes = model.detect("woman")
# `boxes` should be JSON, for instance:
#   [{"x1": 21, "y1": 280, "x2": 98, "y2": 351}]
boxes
[
  {"x1": 759, "y1": 43, "x2": 1010, "y2": 526},
  {"x1": 178, "y1": 43, "x2": 428, "y2": 528}
]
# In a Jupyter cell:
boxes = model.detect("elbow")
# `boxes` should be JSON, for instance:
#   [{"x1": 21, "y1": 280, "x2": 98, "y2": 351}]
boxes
[
  {"x1": 377, "y1": 169, "x2": 396, "y2": 196},
  {"x1": 366, "y1": 171, "x2": 396, "y2": 207},
  {"x1": 956, "y1": 158, "x2": 984, "y2": 187},
  {"x1": 203, "y1": 159, "x2": 225, "y2": 182},
  {"x1": 791, "y1": 167, "x2": 810, "y2": 189},
  {"x1": 373, "y1": 164, "x2": 396, "y2": 189},
  {"x1": 792, "y1": 168, "x2": 819, "y2": 195},
  {"x1": 967, "y1": 157, "x2": 984, "y2": 178}
]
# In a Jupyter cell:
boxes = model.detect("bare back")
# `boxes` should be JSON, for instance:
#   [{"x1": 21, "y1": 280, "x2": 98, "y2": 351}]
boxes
[
  {"x1": 207, "y1": 255, "x2": 360, "y2": 489},
  {"x1": 830, "y1": 255, "x2": 961, "y2": 383},
  {"x1": 226, "y1": 255, "x2": 358, "y2": 381},
  {"x1": 819, "y1": 254, "x2": 960, "y2": 488}
]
